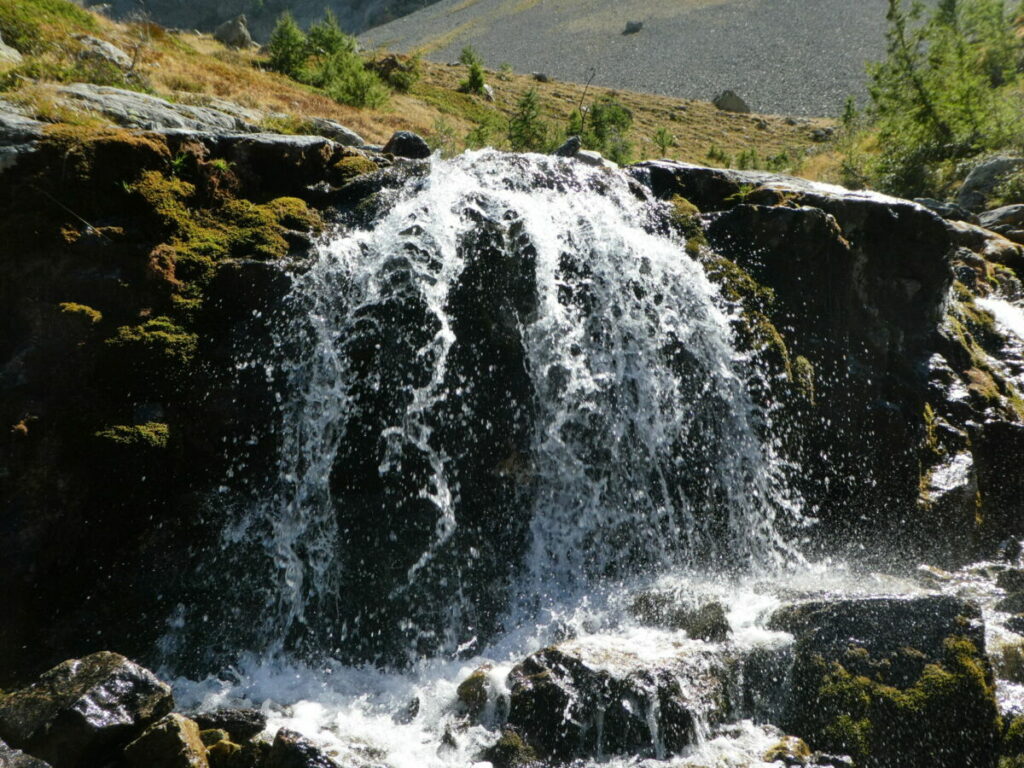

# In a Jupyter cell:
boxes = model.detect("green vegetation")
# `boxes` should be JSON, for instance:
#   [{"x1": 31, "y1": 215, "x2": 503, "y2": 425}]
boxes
[
  {"x1": 266, "y1": 9, "x2": 389, "y2": 108},
  {"x1": 794, "y1": 637, "x2": 1000, "y2": 768},
  {"x1": 95, "y1": 422, "x2": 170, "y2": 449},
  {"x1": 568, "y1": 95, "x2": 634, "y2": 163},
  {"x1": 0, "y1": 0, "x2": 97, "y2": 55},
  {"x1": 844, "y1": 0, "x2": 1024, "y2": 197},
  {"x1": 508, "y1": 88, "x2": 549, "y2": 152}
]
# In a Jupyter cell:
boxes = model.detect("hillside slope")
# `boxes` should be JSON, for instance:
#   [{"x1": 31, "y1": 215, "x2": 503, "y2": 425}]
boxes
[{"x1": 361, "y1": 0, "x2": 893, "y2": 116}]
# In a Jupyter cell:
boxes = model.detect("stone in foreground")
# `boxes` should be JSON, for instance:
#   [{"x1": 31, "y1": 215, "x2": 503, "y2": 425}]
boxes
[
  {"x1": 265, "y1": 729, "x2": 337, "y2": 768},
  {"x1": 382, "y1": 130, "x2": 431, "y2": 159},
  {"x1": 124, "y1": 714, "x2": 208, "y2": 768},
  {"x1": 0, "y1": 651, "x2": 173, "y2": 768}
]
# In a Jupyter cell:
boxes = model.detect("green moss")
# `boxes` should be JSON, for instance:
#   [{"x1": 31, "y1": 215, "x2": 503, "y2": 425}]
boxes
[
  {"x1": 59, "y1": 302, "x2": 102, "y2": 324},
  {"x1": 95, "y1": 422, "x2": 169, "y2": 449},
  {"x1": 106, "y1": 316, "x2": 198, "y2": 366},
  {"x1": 793, "y1": 355, "x2": 815, "y2": 403},
  {"x1": 481, "y1": 730, "x2": 538, "y2": 768},
  {"x1": 267, "y1": 196, "x2": 324, "y2": 232},
  {"x1": 704, "y1": 255, "x2": 791, "y2": 376},
  {"x1": 667, "y1": 195, "x2": 706, "y2": 255},
  {"x1": 796, "y1": 637, "x2": 1000, "y2": 768},
  {"x1": 456, "y1": 667, "x2": 490, "y2": 719},
  {"x1": 334, "y1": 154, "x2": 379, "y2": 183},
  {"x1": 764, "y1": 736, "x2": 812, "y2": 764}
]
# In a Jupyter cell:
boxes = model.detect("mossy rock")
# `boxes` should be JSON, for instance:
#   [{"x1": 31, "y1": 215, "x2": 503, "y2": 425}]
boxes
[
  {"x1": 481, "y1": 730, "x2": 538, "y2": 768},
  {"x1": 764, "y1": 735, "x2": 811, "y2": 765},
  {"x1": 334, "y1": 154, "x2": 380, "y2": 184},
  {"x1": 456, "y1": 666, "x2": 491, "y2": 720}
]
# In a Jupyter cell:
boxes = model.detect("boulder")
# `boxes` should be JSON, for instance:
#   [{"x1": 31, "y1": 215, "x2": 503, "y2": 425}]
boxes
[
  {"x1": 264, "y1": 729, "x2": 337, "y2": 768},
  {"x1": 623, "y1": 20, "x2": 643, "y2": 35},
  {"x1": 213, "y1": 15, "x2": 254, "y2": 50},
  {"x1": 0, "y1": 31, "x2": 24, "y2": 66},
  {"x1": 629, "y1": 592, "x2": 731, "y2": 641},
  {"x1": 0, "y1": 739, "x2": 52, "y2": 768},
  {"x1": 57, "y1": 84, "x2": 258, "y2": 133},
  {"x1": 773, "y1": 595, "x2": 1000, "y2": 768},
  {"x1": 713, "y1": 90, "x2": 750, "y2": 113},
  {"x1": 552, "y1": 135, "x2": 581, "y2": 157},
  {"x1": 531, "y1": 72, "x2": 550, "y2": 82},
  {"x1": 0, "y1": 105, "x2": 43, "y2": 174},
  {"x1": 914, "y1": 197, "x2": 979, "y2": 224},
  {"x1": 980, "y1": 204, "x2": 1024, "y2": 230},
  {"x1": 956, "y1": 155, "x2": 1024, "y2": 212},
  {"x1": 381, "y1": 130, "x2": 430, "y2": 159},
  {"x1": 575, "y1": 149, "x2": 617, "y2": 169},
  {"x1": 124, "y1": 714, "x2": 208, "y2": 768},
  {"x1": 506, "y1": 637, "x2": 731, "y2": 760},
  {"x1": 0, "y1": 651, "x2": 173, "y2": 768},
  {"x1": 304, "y1": 117, "x2": 365, "y2": 147},
  {"x1": 482, "y1": 83, "x2": 495, "y2": 102},
  {"x1": 73, "y1": 35, "x2": 132, "y2": 70},
  {"x1": 192, "y1": 710, "x2": 266, "y2": 742}
]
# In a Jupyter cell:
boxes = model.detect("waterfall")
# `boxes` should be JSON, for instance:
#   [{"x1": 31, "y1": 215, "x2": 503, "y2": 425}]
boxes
[{"x1": 170, "y1": 150, "x2": 804, "y2": 671}]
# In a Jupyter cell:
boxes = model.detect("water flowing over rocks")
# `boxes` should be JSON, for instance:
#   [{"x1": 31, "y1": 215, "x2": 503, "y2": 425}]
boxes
[{"x1": 3, "y1": 115, "x2": 1024, "y2": 768}]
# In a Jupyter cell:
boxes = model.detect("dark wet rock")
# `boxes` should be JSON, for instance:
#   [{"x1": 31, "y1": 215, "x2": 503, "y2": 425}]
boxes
[
  {"x1": 506, "y1": 638, "x2": 730, "y2": 760},
  {"x1": 305, "y1": 118, "x2": 364, "y2": 147},
  {"x1": 957, "y1": 156, "x2": 1024, "y2": 212},
  {"x1": 214, "y1": 15, "x2": 254, "y2": 49},
  {"x1": 1006, "y1": 616, "x2": 1024, "y2": 636},
  {"x1": 623, "y1": 20, "x2": 643, "y2": 34},
  {"x1": 0, "y1": 739, "x2": 52, "y2": 768},
  {"x1": 124, "y1": 713, "x2": 208, "y2": 768},
  {"x1": 531, "y1": 72, "x2": 550, "y2": 82},
  {"x1": 57, "y1": 84, "x2": 258, "y2": 132},
  {"x1": 265, "y1": 729, "x2": 337, "y2": 768},
  {"x1": 629, "y1": 592, "x2": 730, "y2": 641},
  {"x1": 0, "y1": 652, "x2": 173, "y2": 768},
  {"x1": 774, "y1": 595, "x2": 999, "y2": 768},
  {"x1": 553, "y1": 135, "x2": 581, "y2": 157},
  {"x1": 971, "y1": 422, "x2": 1024, "y2": 546},
  {"x1": 997, "y1": 569, "x2": 1024, "y2": 593},
  {"x1": 713, "y1": 89, "x2": 750, "y2": 113},
  {"x1": 193, "y1": 710, "x2": 266, "y2": 742},
  {"x1": 997, "y1": 593, "x2": 1024, "y2": 614},
  {"x1": 73, "y1": 34, "x2": 132, "y2": 70},
  {"x1": 382, "y1": 130, "x2": 430, "y2": 159},
  {"x1": 914, "y1": 197, "x2": 980, "y2": 224}
]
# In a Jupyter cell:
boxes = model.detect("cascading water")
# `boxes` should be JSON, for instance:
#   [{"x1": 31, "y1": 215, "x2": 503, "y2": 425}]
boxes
[{"x1": 167, "y1": 150, "x2": 815, "y2": 766}]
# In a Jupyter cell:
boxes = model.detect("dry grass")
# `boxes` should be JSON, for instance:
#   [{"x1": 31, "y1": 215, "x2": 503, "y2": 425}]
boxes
[{"x1": 1, "y1": 0, "x2": 835, "y2": 170}]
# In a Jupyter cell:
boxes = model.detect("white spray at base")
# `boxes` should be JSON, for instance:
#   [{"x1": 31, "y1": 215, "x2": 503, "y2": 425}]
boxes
[{"x1": 167, "y1": 150, "x2": 818, "y2": 765}]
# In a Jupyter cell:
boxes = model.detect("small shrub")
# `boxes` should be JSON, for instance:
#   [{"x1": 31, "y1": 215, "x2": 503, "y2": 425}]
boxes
[
  {"x1": 460, "y1": 59, "x2": 486, "y2": 95},
  {"x1": 652, "y1": 126, "x2": 676, "y2": 156},
  {"x1": 508, "y1": 88, "x2": 548, "y2": 152},
  {"x1": 465, "y1": 122, "x2": 491, "y2": 149},
  {"x1": 458, "y1": 44, "x2": 482, "y2": 67},
  {"x1": 428, "y1": 117, "x2": 458, "y2": 157},
  {"x1": 266, "y1": 11, "x2": 306, "y2": 78}
]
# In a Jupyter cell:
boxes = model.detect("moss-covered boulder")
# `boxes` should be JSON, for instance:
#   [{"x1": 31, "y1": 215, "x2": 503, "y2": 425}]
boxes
[
  {"x1": 772, "y1": 596, "x2": 999, "y2": 768},
  {"x1": 124, "y1": 713, "x2": 208, "y2": 768}
]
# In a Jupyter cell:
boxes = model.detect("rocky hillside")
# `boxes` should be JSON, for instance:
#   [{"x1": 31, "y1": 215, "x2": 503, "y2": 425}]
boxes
[
  {"x1": 361, "y1": 0, "x2": 896, "y2": 116},
  {"x1": 91, "y1": 0, "x2": 438, "y2": 38}
]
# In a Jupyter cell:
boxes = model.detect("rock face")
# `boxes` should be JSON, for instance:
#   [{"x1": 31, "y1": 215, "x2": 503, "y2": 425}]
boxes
[
  {"x1": 213, "y1": 15, "x2": 255, "y2": 49},
  {"x1": 957, "y1": 155, "x2": 1024, "y2": 212},
  {"x1": 713, "y1": 89, "x2": 750, "y2": 113},
  {"x1": 57, "y1": 84, "x2": 258, "y2": 132},
  {"x1": 634, "y1": 160, "x2": 1024, "y2": 564},
  {"x1": 304, "y1": 117, "x2": 365, "y2": 147},
  {"x1": 73, "y1": 35, "x2": 133, "y2": 70},
  {"x1": 192, "y1": 710, "x2": 266, "y2": 742},
  {"x1": 506, "y1": 639, "x2": 731, "y2": 760},
  {"x1": 0, "y1": 652, "x2": 174, "y2": 768},
  {"x1": 124, "y1": 714, "x2": 208, "y2": 768},
  {"x1": 772, "y1": 596, "x2": 1000, "y2": 768}
]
